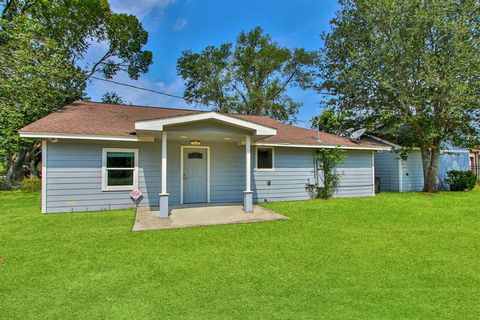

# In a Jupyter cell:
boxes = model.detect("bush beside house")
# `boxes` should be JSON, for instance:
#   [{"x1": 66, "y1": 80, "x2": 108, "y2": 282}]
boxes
[{"x1": 445, "y1": 170, "x2": 477, "y2": 191}]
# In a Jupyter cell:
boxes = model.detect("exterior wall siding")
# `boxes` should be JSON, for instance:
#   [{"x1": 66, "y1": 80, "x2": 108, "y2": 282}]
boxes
[
  {"x1": 335, "y1": 150, "x2": 374, "y2": 197},
  {"x1": 210, "y1": 143, "x2": 246, "y2": 203},
  {"x1": 45, "y1": 140, "x2": 247, "y2": 213},
  {"x1": 253, "y1": 147, "x2": 315, "y2": 203},
  {"x1": 401, "y1": 151, "x2": 424, "y2": 192},
  {"x1": 46, "y1": 140, "x2": 161, "y2": 213},
  {"x1": 253, "y1": 148, "x2": 374, "y2": 203},
  {"x1": 45, "y1": 140, "x2": 376, "y2": 213},
  {"x1": 374, "y1": 151, "x2": 400, "y2": 192},
  {"x1": 374, "y1": 149, "x2": 470, "y2": 192}
]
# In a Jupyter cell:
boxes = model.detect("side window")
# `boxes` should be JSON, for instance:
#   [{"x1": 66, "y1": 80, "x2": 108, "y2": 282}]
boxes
[
  {"x1": 102, "y1": 148, "x2": 138, "y2": 191},
  {"x1": 256, "y1": 147, "x2": 274, "y2": 170}
]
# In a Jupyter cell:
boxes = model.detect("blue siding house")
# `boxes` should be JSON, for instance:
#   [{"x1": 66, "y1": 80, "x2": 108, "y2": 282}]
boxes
[
  {"x1": 372, "y1": 138, "x2": 470, "y2": 192},
  {"x1": 20, "y1": 101, "x2": 388, "y2": 216}
]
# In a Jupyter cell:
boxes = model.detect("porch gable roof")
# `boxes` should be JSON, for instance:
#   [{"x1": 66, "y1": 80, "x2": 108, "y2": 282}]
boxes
[{"x1": 135, "y1": 111, "x2": 277, "y2": 136}]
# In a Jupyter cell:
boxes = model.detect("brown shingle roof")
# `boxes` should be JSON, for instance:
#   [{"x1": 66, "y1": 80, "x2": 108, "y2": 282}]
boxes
[{"x1": 20, "y1": 100, "x2": 386, "y2": 149}]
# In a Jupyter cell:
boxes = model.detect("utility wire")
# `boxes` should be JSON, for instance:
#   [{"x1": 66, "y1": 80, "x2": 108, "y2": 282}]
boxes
[
  {"x1": 91, "y1": 76, "x2": 215, "y2": 108},
  {"x1": 91, "y1": 76, "x2": 313, "y2": 127}
]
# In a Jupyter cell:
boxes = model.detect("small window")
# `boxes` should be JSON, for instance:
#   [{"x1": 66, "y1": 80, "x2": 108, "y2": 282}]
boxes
[
  {"x1": 256, "y1": 147, "x2": 274, "y2": 170},
  {"x1": 102, "y1": 148, "x2": 138, "y2": 191},
  {"x1": 188, "y1": 152, "x2": 203, "y2": 159}
]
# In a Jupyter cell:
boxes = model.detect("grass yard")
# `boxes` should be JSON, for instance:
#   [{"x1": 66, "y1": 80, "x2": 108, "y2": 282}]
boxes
[{"x1": 0, "y1": 190, "x2": 479, "y2": 319}]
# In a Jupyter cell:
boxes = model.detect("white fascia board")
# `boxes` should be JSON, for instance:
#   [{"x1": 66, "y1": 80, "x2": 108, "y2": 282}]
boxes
[
  {"x1": 19, "y1": 132, "x2": 154, "y2": 142},
  {"x1": 441, "y1": 149, "x2": 470, "y2": 154},
  {"x1": 135, "y1": 112, "x2": 277, "y2": 136},
  {"x1": 254, "y1": 142, "x2": 390, "y2": 151}
]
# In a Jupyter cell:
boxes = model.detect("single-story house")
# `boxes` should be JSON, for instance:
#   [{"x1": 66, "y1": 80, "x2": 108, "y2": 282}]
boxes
[
  {"x1": 371, "y1": 137, "x2": 470, "y2": 192},
  {"x1": 19, "y1": 101, "x2": 388, "y2": 215}
]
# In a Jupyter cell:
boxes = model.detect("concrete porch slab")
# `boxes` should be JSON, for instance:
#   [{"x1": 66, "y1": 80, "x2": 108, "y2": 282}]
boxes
[{"x1": 132, "y1": 205, "x2": 288, "y2": 231}]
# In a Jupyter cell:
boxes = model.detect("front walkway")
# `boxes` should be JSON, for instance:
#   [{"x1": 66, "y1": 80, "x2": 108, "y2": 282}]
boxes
[{"x1": 132, "y1": 204, "x2": 288, "y2": 231}]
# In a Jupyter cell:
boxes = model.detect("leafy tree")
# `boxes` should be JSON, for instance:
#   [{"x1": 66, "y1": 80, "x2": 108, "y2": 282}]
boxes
[
  {"x1": 317, "y1": 0, "x2": 480, "y2": 192},
  {"x1": 0, "y1": 0, "x2": 153, "y2": 185},
  {"x1": 2, "y1": 0, "x2": 153, "y2": 80},
  {"x1": 311, "y1": 109, "x2": 352, "y2": 136},
  {"x1": 101, "y1": 92, "x2": 125, "y2": 104},
  {"x1": 0, "y1": 16, "x2": 85, "y2": 184},
  {"x1": 177, "y1": 26, "x2": 318, "y2": 122}
]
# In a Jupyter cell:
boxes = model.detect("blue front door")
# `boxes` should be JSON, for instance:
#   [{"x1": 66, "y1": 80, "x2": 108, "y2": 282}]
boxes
[{"x1": 183, "y1": 148, "x2": 207, "y2": 203}]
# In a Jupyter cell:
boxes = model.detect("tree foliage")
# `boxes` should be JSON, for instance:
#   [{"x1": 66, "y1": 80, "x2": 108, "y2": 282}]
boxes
[
  {"x1": 317, "y1": 0, "x2": 480, "y2": 192},
  {"x1": 0, "y1": 0, "x2": 153, "y2": 185},
  {"x1": 0, "y1": 16, "x2": 85, "y2": 183},
  {"x1": 311, "y1": 109, "x2": 353, "y2": 136},
  {"x1": 101, "y1": 92, "x2": 125, "y2": 104},
  {"x1": 1, "y1": 0, "x2": 153, "y2": 80},
  {"x1": 177, "y1": 26, "x2": 318, "y2": 122}
]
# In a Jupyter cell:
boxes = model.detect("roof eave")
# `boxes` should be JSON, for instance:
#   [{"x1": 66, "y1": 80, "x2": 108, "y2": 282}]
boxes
[
  {"x1": 254, "y1": 142, "x2": 390, "y2": 151},
  {"x1": 19, "y1": 132, "x2": 154, "y2": 142}
]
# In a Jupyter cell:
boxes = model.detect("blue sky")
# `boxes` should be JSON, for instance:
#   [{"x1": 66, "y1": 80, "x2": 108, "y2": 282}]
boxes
[{"x1": 87, "y1": 0, "x2": 340, "y2": 127}]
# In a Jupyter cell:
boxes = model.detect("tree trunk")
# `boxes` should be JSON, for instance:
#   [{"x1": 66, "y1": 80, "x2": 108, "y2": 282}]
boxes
[
  {"x1": 25, "y1": 142, "x2": 42, "y2": 178},
  {"x1": 4, "y1": 142, "x2": 42, "y2": 186},
  {"x1": 420, "y1": 144, "x2": 441, "y2": 193},
  {"x1": 5, "y1": 149, "x2": 27, "y2": 186}
]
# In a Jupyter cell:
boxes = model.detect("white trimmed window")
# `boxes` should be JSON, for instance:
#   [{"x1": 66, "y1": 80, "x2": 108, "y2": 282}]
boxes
[
  {"x1": 102, "y1": 148, "x2": 138, "y2": 191},
  {"x1": 256, "y1": 147, "x2": 274, "y2": 170}
]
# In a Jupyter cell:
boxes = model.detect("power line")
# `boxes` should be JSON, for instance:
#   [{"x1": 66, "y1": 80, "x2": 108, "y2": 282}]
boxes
[
  {"x1": 91, "y1": 76, "x2": 215, "y2": 107},
  {"x1": 91, "y1": 76, "x2": 313, "y2": 126}
]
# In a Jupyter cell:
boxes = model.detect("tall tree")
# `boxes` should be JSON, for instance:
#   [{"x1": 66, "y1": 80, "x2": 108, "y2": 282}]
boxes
[
  {"x1": 0, "y1": 16, "x2": 85, "y2": 183},
  {"x1": 317, "y1": 0, "x2": 480, "y2": 192},
  {"x1": 0, "y1": 0, "x2": 153, "y2": 185},
  {"x1": 177, "y1": 26, "x2": 318, "y2": 122}
]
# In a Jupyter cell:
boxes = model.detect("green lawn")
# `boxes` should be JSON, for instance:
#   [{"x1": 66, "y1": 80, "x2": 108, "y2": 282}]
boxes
[{"x1": 0, "y1": 190, "x2": 479, "y2": 319}]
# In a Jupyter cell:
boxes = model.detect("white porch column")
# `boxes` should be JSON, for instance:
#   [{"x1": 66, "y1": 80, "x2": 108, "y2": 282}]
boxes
[
  {"x1": 246, "y1": 135, "x2": 251, "y2": 192},
  {"x1": 243, "y1": 135, "x2": 253, "y2": 213},
  {"x1": 159, "y1": 131, "x2": 169, "y2": 218}
]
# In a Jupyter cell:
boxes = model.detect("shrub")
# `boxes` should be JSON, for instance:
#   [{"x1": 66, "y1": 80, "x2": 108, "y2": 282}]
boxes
[
  {"x1": 316, "y1": 147, "x2": 346, "y2": 199},
  {"x1": 445, "y1": 170, "x2": 477, "y2": 191},
  {"x1": 20, "y1": 176, "x2": 41, "y2": 192}
]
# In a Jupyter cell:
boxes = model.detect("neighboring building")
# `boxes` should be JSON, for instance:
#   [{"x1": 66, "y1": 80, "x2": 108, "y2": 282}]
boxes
[
  {"x1": 19, "y1": 101, "x2": 388, "y2": 215},
  {"x1": 371, "y1": 137, "x2": 470, "y2": 192}
]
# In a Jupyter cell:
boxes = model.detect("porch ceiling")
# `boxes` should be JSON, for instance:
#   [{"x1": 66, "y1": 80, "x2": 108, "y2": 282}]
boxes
[{"x1": 166, "y1": 131, "x2": 245, "y2": 143}]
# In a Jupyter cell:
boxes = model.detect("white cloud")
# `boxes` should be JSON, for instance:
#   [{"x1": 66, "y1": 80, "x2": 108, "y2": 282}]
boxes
[
  {"x1": 173, "y1": 17, "x2": 188, "y2": 31},
  {"x1": 109, "y1": 0, "x2": 177, "y2": 20},
  {"x1": 87, "y1": 74, "x2": 209, "y2": 111}
]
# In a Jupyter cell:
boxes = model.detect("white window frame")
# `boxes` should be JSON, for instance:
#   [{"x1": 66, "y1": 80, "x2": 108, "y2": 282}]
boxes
[
  {"x1": 102, "y1": 148, "x2": 139, "y2": 191},
  {"x1": 255, "y1": 146, "x2": 275, "y2": 171}
]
